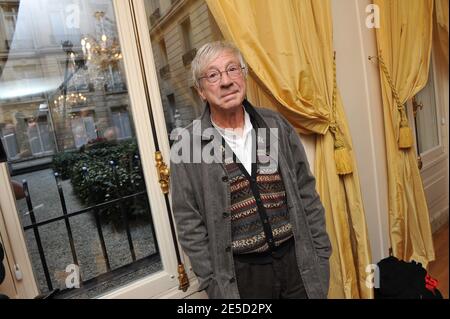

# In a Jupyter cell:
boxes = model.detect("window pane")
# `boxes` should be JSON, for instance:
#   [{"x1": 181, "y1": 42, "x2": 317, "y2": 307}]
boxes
[
  {"x1": 144, "y1": 0, "x2": 224, "y2": 140},
  {"x1": 415, "y1": 66, "x2": 440, "y2": 154},
  {"x1": 0, "y1": 0, "x2": 161, "y2": 298}
]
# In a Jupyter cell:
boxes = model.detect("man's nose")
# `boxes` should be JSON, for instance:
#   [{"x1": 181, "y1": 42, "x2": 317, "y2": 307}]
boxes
[{"x1": 219, "y1": 71, "x2": 233, "y2": 86}]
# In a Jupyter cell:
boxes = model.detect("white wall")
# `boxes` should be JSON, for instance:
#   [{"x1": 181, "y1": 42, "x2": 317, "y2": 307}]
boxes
[{"x1": 331, "y1": 0, "x2": 390, "y2": 264}]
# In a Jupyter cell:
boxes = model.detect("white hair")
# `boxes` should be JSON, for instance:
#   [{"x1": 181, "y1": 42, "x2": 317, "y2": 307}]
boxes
[{"x1": 191, "y1": 41, "x2": 247, "y2": 88}]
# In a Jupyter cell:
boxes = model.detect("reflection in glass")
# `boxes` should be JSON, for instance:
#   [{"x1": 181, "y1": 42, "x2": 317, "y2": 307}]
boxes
[
  {"x1": 144, "y1": 0, "x2": 224, "y2": 141},
  {"x1": 0, "y1": 0, "x2": 161, "y2": 298}
]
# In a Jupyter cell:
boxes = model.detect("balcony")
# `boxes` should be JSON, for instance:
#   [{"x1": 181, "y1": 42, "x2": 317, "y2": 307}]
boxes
[{"x1": 182, "y1": 48, "x2": 197, "y2": 67}]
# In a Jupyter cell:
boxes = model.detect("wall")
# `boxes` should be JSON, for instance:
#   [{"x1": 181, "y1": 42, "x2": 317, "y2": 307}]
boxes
[{"x1": 331, "y1": 0, "x2": 390, "y2": 264}]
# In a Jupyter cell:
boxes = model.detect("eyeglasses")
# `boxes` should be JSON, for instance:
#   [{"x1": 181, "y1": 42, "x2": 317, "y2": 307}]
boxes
[{"x1": 199, "y1": 64, "x2": 245, "y2": 84}]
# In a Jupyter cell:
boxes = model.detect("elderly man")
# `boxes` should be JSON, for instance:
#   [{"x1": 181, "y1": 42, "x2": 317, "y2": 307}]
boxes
[{"x1": 170, "y1": 41, "x2": 331, "y2": 299}]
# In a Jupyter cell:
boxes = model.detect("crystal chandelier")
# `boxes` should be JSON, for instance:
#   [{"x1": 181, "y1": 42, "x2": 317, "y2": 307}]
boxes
[
  {"x1": 53, "y1": 92, "x2": 87, "y2": 114},
  {"x1": 80, "y1": 11, "x2": 122, "y2": 70}
]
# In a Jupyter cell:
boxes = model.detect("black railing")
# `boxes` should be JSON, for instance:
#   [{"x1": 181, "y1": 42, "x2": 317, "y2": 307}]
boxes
[{"x1": 21, "y1": 156, "x2": 159, "y2": 296}]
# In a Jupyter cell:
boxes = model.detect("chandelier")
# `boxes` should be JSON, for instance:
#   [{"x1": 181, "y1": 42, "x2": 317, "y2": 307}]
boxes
[
  {"x1": 80, "y1": 11, "x2": 122, "y2": 70},
  {"x1": 53, "y1": 92, "x2": 87, "y2": 114}
]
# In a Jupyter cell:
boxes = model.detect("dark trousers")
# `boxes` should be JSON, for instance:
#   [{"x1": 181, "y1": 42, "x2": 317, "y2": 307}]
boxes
[{"x1": 234, "y1": 241, "x2": 308, "y2": 299}]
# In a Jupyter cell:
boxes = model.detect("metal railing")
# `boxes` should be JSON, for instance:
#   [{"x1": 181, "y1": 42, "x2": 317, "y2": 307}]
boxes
[{"x1": 21, "y1": 157, "x2": 159, "y2": 296}]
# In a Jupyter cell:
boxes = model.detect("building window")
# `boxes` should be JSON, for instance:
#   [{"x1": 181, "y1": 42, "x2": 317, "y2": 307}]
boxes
[
  {"x1": 26, "y1": 116, "x2": 54, "y2": 155},
  {"x1": 70, "y1": 112, "x2": 97, "y2": 148},
  {"x1": 158, "y1": 38, "x2": 170, "y2": 79},
  {"x1": 180, "y1": 17, "x2": 192, "y2": 52},
  {"x1": 1, "y1": 124, "x2": 19, "y2": 160},
  {"x1": 159, "y1": 38, "x2": 168, "y2": 66},
  {"x1": 2, "y1": 4, "x2": 18, "y2": 42},
  {"x1": 49, "y1": 8, "x2": 80, "y2": 45},
  {"x1": 111, "y1": 108, "x2": 132, "y2": 140},
  {"x1": 104, "y1": 66, "x2": 125, "y2": 92}
]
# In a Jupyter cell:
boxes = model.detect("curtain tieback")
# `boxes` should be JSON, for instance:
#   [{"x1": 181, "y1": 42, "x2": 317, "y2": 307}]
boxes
[
  {"x1": 331, "y1": 52, "x2": 353, "y2": 175},
  {"x1": 329, "y1": 122, "x2": 353, "y2": 175},
  {"x1": 370, "y1": 54, "x2": 413, "y2": 149}
]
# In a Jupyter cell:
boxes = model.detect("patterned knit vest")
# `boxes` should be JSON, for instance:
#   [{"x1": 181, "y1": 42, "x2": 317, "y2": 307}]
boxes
[{"x1": 224, "y1": 138, "x2": 293, "y2": 255}]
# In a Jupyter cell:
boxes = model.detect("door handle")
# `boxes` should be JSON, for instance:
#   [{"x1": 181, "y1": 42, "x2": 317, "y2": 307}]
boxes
[
  {"x1": 155, "y1": 151, "x2": 170, "y2": 194},
  {"x1": 412, "y1": 96, "x2": 423, "y2": 118}
]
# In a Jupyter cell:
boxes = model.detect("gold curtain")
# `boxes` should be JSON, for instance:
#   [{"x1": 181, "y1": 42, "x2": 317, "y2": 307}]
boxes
[
  {"x1": 373, "y1": 0, "x2": 435, "y2": 267},
  {"x1": 207, "y1": 0, "x2": 373, "y2": 298},
  {"x1": 435, "y1": 0, "x2": 449, "y2": 64}
]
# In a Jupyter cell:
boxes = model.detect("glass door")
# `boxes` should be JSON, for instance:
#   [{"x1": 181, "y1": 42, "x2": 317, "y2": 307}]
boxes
[
  {"x1": 407, "y1": 53, "x2": 449, "y2": 232},
  {"x1": 0, "y1": 0, "x2": 184, "y2": 299}
]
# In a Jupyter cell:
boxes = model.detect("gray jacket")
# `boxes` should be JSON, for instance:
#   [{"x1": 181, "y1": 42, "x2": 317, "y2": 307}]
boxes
[{"x1": 170, "y1": 100, "x2": 332, "y2": 299}]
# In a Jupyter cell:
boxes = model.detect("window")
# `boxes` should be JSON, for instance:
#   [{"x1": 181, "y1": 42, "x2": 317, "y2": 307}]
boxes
[
  {"x1": 180, "y1": 17, "x2": 192, "y2": 52},
  {"x1": 49, "y1": 8, "x2": 80, "y2": 45},
  {"x1": 2, "y1": 4, "x2": 18, "y2": 42},
  {"x1": 111, "y1": 108, "x2": 132, "y2": 140},
  {"x1": 1, "y1": 125, "x2": 19, "y2": 159},
  {"x1": 148, "y1": 0, "x2": 223, "y2": 140},
  {"x1": 1, "y1": 0, "x2": 166, "y2": 299},
  {"x1": 159, "y1": 38, "x2": 168, "y2": 66},
  {"x1": 26, "y1": 116, "x2": 54, "y2": 155},
  {"x1": 49, "y1": 11, "x2": 66, "y2": 44},
  {"x1": 70, "y1": 112, "x2": 97, "y2": 148},
  {"x1": 104, "y1": 66, "x2": 125, "y2": 92},
  {"x1": 413, "y1": 65, "x2": 440, "y2": 154}
]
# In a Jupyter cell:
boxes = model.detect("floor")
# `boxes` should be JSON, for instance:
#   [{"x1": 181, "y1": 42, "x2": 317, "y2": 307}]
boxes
[{"x1": 428, "y1": 223, "x2": 449, "y2": 299}]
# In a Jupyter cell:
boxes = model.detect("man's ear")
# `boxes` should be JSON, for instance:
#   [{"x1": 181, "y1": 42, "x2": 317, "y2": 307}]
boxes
[{"x1": 196, "y1": 86, "x2": 206, "y2": 101}]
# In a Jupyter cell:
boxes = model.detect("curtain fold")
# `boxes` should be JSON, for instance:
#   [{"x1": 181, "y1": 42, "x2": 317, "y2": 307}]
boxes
[
  {"x1": 373, "y1": 0, "x2": 435, "y2": 267},
  {"x1": 435, "y1": 0, "x2": 449, "y2": 64},
  {"x1": 206, "y1": 0, "x2": 373, "y2": 298}
]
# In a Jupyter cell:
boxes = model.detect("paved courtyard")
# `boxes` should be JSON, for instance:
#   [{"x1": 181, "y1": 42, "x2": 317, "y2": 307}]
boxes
[{"x1": 12, "y1": 168, "x2": 162, "y2": 298}]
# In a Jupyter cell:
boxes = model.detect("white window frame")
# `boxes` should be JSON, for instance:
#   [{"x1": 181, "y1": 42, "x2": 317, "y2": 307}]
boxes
[
  {"x1": 407, "y1": 53, "x2": 446, "y2": 170},
  {"x1": 0, "y1": 0, "x2": 199, "y2": 299},
  {"x1": 99, "y1": 0, "x2": 198, "y2": 298}
]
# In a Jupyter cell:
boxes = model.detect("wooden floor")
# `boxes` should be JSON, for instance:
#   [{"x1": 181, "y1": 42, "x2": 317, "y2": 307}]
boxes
[{"x1": 428, "y1": 223, "x2": 449, "y2": 299}]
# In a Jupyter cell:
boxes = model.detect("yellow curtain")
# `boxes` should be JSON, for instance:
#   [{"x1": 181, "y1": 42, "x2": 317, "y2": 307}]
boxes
[
  {"x1": 374, "y1": 0, "x2": 435, "y2": 267},
  {"x1": 207, "y1": 0, "x2": 373, "y2": 299},
  {"x1": 435, "y1": 0, "x2": 449, "y2": 64}
]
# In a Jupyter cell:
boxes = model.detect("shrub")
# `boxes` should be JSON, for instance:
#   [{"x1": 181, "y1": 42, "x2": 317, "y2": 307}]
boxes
[
  {"x1": 51, "y1": 151, "x2": 81, "y2": 180},
  {"x1": 52, "y1": 139, "x2": 148, "y2": 227}
]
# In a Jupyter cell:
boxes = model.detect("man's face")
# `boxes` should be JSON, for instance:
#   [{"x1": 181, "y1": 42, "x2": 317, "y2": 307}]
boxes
[{"x1": 197, "y1": 51, "x2": 246, "y2": 112}]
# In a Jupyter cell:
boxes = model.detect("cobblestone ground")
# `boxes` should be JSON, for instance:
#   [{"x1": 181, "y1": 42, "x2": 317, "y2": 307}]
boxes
[{"x1": 12, "y1": 168, "x2": 162, "y2": 298}]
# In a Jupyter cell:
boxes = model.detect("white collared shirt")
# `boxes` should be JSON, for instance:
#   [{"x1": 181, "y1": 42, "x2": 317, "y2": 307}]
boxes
[{"x1": 211, "y1": 108, "x2": 254, "y2": 174}]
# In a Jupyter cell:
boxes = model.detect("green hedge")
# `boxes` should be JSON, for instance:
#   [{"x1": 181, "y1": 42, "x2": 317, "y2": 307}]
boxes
[{"x1": 52, "y1": 140, "x2": 148, "y2": 227}]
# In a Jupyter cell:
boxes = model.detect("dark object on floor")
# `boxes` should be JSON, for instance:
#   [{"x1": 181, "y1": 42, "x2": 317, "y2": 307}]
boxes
[{"x1": 375, "y1": 256, "x2": 443, "y2": 299}]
